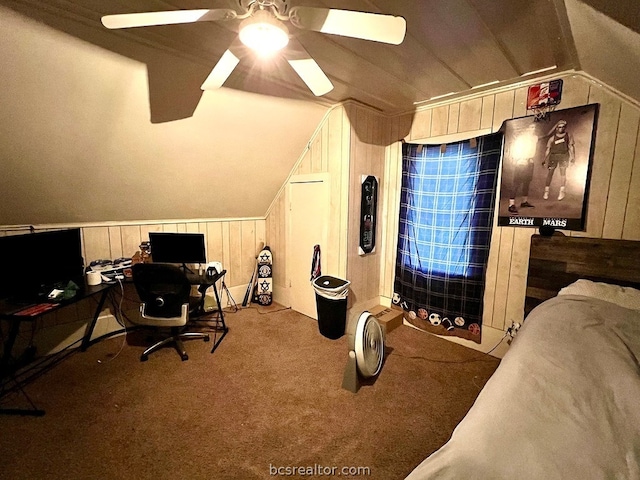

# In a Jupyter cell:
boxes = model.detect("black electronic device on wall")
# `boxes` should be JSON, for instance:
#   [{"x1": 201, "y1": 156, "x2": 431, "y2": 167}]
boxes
[
  {"x1": 148, "y1": 232, "x2": 206, "y2": 265},
  {"x1": 0, "y1": 228, "x2": 84, "y2": 302},
  {"x1": 359, "y1": 175, "x2": 378, "y2": 255}
]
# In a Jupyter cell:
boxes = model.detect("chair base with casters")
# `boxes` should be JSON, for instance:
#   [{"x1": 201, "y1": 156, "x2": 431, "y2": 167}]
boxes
[
  {"x1": 140, "y1": 326, "x2": 210, "y2": 362},
  {"x1": 132, "y1": 263, "x2": 212, "y2": 362}
]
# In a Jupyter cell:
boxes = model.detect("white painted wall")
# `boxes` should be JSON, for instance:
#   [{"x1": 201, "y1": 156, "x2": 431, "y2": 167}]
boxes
[{"x1": 0, "y1": 5, "x2": 328, "y2": 225}]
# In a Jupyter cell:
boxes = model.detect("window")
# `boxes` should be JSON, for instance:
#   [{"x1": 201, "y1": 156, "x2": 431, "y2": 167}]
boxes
[{"x1": 394, "y1": 133, "x2": 502, "y2": 342}]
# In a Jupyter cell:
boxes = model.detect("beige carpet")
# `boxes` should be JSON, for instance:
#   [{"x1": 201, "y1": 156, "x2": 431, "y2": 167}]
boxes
[{"x1": 0, "y1": 305, "x2": 499, "y2": 479}]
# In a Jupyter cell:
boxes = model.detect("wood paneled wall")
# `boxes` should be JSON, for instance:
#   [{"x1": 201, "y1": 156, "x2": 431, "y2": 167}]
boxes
[
  {"x1": 78, "y1": 219, "x2": 265, "y2": 291},
  {"x1": 5, "y1": 72, "x2": 638, "y2": 356},
  {"x1": 266, "y1": 73, "x2": 640, "y2": 333},
  {"x1": 380, "y1": 73, "x2": 640, "y2": 331},
  {"x1": 1, "y1": 218, "x2": 265, "y2": 351},
  {"x1": 1, "y1": 219, "x2": 266, "y2": 291},
  {"x1": 265, "y1": 102, "x2": 388, "y2": 312},
  {"x1": 266, "y1": 105, "x2": 351, "y2": 305},
  {"x1": 344, "y1": 104, "x2": 387, "y2": 311}
]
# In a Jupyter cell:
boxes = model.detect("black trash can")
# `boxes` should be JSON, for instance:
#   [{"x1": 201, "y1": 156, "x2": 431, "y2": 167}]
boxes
[{"x1": 312, "y1": 275, "x2": 351, "y2": 340}]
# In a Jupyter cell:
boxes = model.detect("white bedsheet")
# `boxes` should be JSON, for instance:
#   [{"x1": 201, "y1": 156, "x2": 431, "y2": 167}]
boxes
[{"x1": 405, "y1": 295, "x2": 640, "y2": 480}]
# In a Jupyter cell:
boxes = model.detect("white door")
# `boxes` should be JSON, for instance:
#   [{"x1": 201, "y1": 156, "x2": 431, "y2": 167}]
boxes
[{"x1": 288, "y1": 174, "x2": 330, "y2": 319}]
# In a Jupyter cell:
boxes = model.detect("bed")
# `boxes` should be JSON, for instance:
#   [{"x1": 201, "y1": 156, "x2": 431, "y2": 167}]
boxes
[{"x1": 405, "y1": 234, "x2": 640, "y2": 480}]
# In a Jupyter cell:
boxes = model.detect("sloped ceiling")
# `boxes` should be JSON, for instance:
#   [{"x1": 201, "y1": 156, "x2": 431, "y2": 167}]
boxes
[
  {"x1": 0, "y1": 0, "x2": 639, "y2": 225},
  {"x1": 565, "y1": 0, "x2": 640, "y2": 104},
  {"x1": 0, "y1": 3, "x2": 329, "y2": 224},
  {"x1": 0, "y1": 0, "x2": 581, "y2": 115}
]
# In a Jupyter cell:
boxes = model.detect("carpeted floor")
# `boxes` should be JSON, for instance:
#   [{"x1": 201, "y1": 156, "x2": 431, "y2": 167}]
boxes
[{"x1": 0, "y1": 305, "x2": 500, "y2": 479}]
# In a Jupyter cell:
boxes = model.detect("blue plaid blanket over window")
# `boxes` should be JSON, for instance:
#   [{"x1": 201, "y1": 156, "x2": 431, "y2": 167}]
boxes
[{"x1": 393, "y1": 132, "x2": 502, "y2": 343}]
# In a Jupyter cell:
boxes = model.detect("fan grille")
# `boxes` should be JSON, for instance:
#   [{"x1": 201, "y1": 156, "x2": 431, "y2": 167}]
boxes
[{"x1": 354, "y1": 314, "x2": 384, "y2": 378}]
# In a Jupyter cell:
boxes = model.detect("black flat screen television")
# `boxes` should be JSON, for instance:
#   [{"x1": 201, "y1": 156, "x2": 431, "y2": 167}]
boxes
[
  {"x1": 0, "y1": 228, "x2": 84, "y2": 302},
  {"x1": 149, "y1": 232, "x2": 206, "y2": 265}
]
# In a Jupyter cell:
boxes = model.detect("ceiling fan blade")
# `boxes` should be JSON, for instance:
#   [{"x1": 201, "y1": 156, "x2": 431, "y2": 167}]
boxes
[
  {"x1": 287, "y1": 57, "x2": 334, "y2": 97},
  {"x1": 201, "y1": 50, "x2": 240, "y2": 90},
  {"x1": 101, "y1": 9, "x2": 237, "y2": 29},
  {"x1": 289, "y1": 7, "x2": 406, "y2": 45}
]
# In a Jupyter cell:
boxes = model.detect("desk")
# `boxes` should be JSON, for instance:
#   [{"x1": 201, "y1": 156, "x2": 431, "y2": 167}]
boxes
[
  {"x1": 1, "y1": 269, "x2": 228, "y2": 415},
  {"x1": 81, "y1": 268, "x2": 229, "y2": 354},
  {"x1": 185, "y1": 269, "x2": 228, "y2": 353},
  {"x1": 0, "y1": 281, "x2": 113, "y2": 415}
]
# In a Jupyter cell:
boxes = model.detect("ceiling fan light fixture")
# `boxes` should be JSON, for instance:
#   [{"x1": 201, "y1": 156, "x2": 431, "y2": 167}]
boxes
[{"x1": 239, "y1": 10, "x2": 289, "y2": 57}]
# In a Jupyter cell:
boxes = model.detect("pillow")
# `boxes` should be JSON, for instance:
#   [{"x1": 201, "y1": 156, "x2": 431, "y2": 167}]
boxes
[{"x1": 558, "y1": 279, "x2": 640, "y2": 311}]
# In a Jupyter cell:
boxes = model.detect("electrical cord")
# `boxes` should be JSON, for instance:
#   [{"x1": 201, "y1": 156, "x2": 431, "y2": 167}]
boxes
[
  {"x1": 216, "y1": 277, "x2": 287, "y2": 315},
  {"x1": 96, "y1": 278, "x2": 127, "y2": 364},
  {"x1": 220, "y1": 280, "x2": 239, "y2": 312},
  {"x1": 239, "y1": 305, "x2": 291, "y2": 315},
  {"x1": 389, "y1": 332, "x2": 508, "y2": 364}
]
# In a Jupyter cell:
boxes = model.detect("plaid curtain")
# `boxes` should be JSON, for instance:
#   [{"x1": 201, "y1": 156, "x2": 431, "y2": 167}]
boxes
[{"x1": 393, "y1": 133, "x2": 502, "y2": 343}]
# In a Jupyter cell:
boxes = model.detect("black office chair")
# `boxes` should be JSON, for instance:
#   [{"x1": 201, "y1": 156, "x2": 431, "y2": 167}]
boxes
[{"x1": 131, "y1": 263, "x2": 209, "y2": 361}]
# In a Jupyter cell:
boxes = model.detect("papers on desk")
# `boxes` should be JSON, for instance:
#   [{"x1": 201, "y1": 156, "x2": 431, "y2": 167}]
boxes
[
  {"x1": 88, "y1": 258, "x2": 133, "y2": 281},
  {"x1": 47, "y1": 289, "x2": 65, "y2": 301}
]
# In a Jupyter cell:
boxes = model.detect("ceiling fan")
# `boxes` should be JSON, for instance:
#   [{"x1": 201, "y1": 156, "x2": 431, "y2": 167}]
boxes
[{"x1": 101, "y1": 0, "x2": 406, "y2": 97}]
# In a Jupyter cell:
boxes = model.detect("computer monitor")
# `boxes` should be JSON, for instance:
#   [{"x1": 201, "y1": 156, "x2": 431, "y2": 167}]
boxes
[
  {"x1": 0, "y1": 228, "x2": 84, "y2": 302},
  {"x1": 149, "y1": 232, "x2": 206, "y2": 265}
]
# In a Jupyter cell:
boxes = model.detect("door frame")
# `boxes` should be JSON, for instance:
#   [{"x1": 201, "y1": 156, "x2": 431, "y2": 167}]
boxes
[{"x1": 286, "y1": 173, "x2": 331, "y2": 318}]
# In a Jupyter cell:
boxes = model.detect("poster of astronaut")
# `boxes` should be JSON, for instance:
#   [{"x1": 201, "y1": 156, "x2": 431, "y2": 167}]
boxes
[{"x1": 497, "y1": 104, "x2": 598, "y2": 230}]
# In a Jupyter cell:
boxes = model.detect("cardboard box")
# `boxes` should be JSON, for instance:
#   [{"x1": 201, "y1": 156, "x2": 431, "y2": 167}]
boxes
[{"x1": 368, "y1": 305, "x2": 403, "y2": 334}]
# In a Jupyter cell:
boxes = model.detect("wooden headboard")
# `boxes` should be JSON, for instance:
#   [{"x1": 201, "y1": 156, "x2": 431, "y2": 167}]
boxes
[{"x1": 525, "y1": 234, "x2": 640, "y2": 315}]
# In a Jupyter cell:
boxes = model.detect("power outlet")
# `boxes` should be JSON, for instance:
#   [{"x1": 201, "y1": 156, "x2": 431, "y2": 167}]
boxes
[{"x1": 506, "y1": 321, "x2": 521, "y2": 339}]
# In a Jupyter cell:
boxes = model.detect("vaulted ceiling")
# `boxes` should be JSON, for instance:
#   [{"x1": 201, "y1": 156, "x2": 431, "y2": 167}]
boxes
[
  {"x1": 1, "y1": 0, "x2": 639, "y2": 224},
  {"x1": 4, "y1": 0, "x2": 639, "y2": 115},
  {"x1": 0, "y1": 0, "x2": 577, "y2": 118}
]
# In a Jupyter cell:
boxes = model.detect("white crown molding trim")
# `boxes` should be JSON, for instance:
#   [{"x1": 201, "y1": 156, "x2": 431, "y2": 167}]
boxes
[
  {"x1": 577, "y1": 71, "x2": 640, "y2": 110},
  {"x1": 0, "y1": 217, "x2": 266, "y2": 232},
  {"x1": 402, "y1": 69, "x2": 578, "y2": 116}
]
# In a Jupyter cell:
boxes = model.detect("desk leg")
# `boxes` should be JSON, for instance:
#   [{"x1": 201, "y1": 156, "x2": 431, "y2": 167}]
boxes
[
  {"x1": 209, "y1": 282, "x2": 228, "y2": 354},
  {"x1": 0, "y1": 375, "x2": 46, "y2": 416},
  {"x1": 80, "y1": 289, "x2": 109, "y2": 352},
  {"x1": 196, "y1": 284, "x2": 208, "y2": 316},
  {"x1": 1, "y1": 321, "x2": 21, "y2": 381},
  {"x1": 1, "y1": 322, "x2": 46, "y2": 416}
]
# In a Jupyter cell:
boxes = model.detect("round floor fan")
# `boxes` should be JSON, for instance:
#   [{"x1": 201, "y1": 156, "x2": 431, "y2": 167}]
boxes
[
  {"x1": 100, "y1": 0, "x2": 406, "y2": 96},
  {"x1": 342, "y1": 311, "x2": 385, "y2": 393}
]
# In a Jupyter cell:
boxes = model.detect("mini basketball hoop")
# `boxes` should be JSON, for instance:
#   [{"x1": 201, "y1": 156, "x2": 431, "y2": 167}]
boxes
[
  {"x1": 531, "y1": 103, "x2": 557, "y2": 122},
  {"x1": 527, "y1": 79, "x2": 563, "y2": 122}
]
